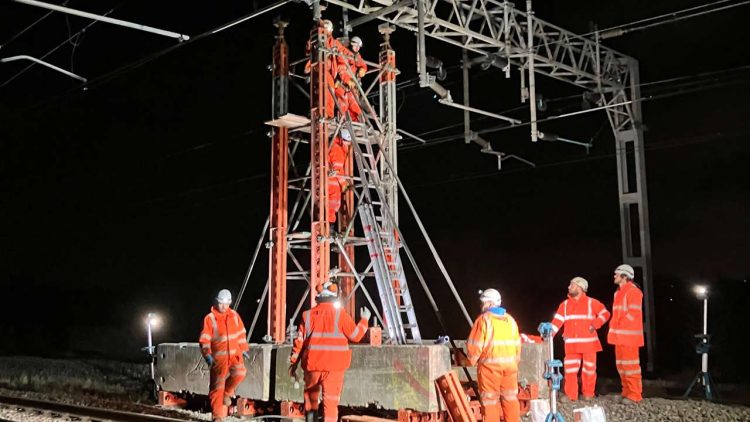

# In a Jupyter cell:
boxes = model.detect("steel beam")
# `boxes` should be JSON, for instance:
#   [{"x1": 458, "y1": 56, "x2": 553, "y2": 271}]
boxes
[
  {"x1": 309, "y1": 24, "x2": 332, "y2": 304},
  {"x1": 268, "y1": 21, "x2": 290, "y2": 343},
  {"x1": 326, "y1": 0, "x2": 631, "y2": 89}
]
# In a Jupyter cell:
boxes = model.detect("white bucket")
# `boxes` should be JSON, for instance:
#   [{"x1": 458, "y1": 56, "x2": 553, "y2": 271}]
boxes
[{"x1": 573, "y1": 405, "x2": 607, "y2": 422}]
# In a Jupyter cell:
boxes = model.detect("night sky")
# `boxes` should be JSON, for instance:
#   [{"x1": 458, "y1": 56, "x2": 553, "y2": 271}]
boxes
[{"x1": 2, "y1": 0, "x2": 749, "y2": 385}]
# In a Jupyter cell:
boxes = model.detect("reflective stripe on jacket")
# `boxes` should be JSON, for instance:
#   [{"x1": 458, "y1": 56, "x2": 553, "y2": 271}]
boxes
[
  {"x1": 466, "y1": 311, "x2": 521, "y2": 370},
  {"x1": 290, "y1": 302, "x2": 367, "y2": 371},
  {"x1": 551, "y1": 293, "x2": 610, "y2": 353},
  {"x1": 607, "y1": 281, "x2": 644, "y2": 347},
  {"x1": 199, "y1": 307, "x2": 249, "y2": 358}
]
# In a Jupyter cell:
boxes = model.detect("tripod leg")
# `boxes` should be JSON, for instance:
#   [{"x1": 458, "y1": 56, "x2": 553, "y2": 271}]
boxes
[
  {"x1": 704, "y1": 372, "x2": 718, "y2": 401},
  {"x1": 682, "y1": 373, "x2": 700, "y2": 399}
]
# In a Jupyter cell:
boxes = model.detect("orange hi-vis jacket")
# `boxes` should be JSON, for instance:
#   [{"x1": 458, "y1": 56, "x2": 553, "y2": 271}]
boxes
[
  {"x1": 290, "y1": 302, "x2": 368, "y2": 372},
  {"x1": 199, "y1": 307, "x2": 249, "y2": 359},
  {"x1": 467, "y1": 309, "x2": 522, "y2": 369},
  {"x1": 338, "y1": 48, "x2": 368, "y2": 85},
  {"x1": 607, "y1": 281, "x2": 644, "y2": 347},
  {"x1": 551, "y1": 293, "x2": 611, "y2": 354}
]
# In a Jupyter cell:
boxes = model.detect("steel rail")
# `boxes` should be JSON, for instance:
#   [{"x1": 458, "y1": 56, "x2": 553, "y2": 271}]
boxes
[{"x1": 0, "y1": 394, "x2": 191, "y2": 422}]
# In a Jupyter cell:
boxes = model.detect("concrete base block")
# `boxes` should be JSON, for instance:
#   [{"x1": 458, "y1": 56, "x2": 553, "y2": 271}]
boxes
[
  {"x1": 154, "y1": 342, "x2": 272, "y2": 400},
  {"x1": 154, "y1": 340, "x2": 548, "y2": 411},
  {"x1": 275, "y1": 344, "x2": 451, "y2": 413}
]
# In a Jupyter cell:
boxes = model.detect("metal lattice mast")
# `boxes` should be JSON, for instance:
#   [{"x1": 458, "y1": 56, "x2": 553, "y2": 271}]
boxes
[
  {"x1": 268, "y1": 20, "x2": 290, "y2": 343},
  {"x1": 378, "y1": 25, "x2": 399, "y2": 225},
  {"x1": 309, "y1": 23, "x2": 333, "y2": 304},
  {"x1": 601, "y1": 57, "x2": 655, "y2": 371}
]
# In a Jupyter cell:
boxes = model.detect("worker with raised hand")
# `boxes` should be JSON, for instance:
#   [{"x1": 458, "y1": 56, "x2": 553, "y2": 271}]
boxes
[
  {"x1": 549, "y1": 277, "x2": 611, "y2": 402},
  {"x1": 334, "y1": 36, "x2": 367, "y2": 122},
  {"x1": 198, "y1": 289, "x2": 250, "y2": 422},
  {"x1": 288, "y1": 281, "x2": 370, "y2": 422},
  {"x1": 607, "y1": 264, "x2": 644, "y2": 404},
  {"x1": 466, "y1": 288, "x2": 521, "y2": 422},
  {"x1": 327, "y1": 128, "x2": 352, "y2": 223}
]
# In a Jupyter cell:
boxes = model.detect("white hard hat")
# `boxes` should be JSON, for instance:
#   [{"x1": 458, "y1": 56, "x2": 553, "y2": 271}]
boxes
[
  {"x1": 340, "y1": 128, "x2": 351, "y2": 141},
  {"x1": 615, "y1": 264, "x2": 635, "y2": 280},
  {"x1": 316, "y1": 281, "x2": 338, "y2": 298},
  {"x1": 321, "y1": 19, "x2": 333, "y2": 33},
  {"x1": 216, "y1": 289, "x2": 232, "y2": 305},
  {"x1": 479, "y1": 288, "x2": 502, "y2": 306},
  {"x1": 570, "y1": 277, "x2": 588, "y2": 292},
  {"x1": 351, "y1": 36, "x2": 363, "y2": 48}
]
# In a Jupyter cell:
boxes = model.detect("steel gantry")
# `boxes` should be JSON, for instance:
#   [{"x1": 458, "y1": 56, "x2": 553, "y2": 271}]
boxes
[{"x1": 327, "y1": 0, "x2": 656, "y2": 369}]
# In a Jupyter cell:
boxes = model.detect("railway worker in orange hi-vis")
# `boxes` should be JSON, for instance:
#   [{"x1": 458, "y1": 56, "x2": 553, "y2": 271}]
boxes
[
  {"x1": 466, "y1": 288, "x2": 522, "y2": 422},
  {"x1": 549, "y1": 277, "x2": 611, "y2": 402},
  {"x1": 288, "y1": 281, "x2": 371, "y2": 422},
  {"x1": 607, "y1": 264, "x2": 645, "y2": 404},
  {"x1": 335, "y1": 36, "x2": 367, "y2": 122},
  {"x1": 327, "y1": 128, "x2": 352, "y2": 223},
  {"x1": 198, "y1": 289, "x2": 250, "y2": 422}
]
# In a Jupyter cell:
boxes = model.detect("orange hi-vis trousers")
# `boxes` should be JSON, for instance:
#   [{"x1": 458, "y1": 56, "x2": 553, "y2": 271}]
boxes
[
  {"x1": 563, "y1": 352, "x2": 597, "y2": 400},
  {"x1": 615, "y1": 345, "x2": 642, "y2": 402},
  {"x1": 209, "y1": 354, "x2": 247, "y2": 419},
  {"x1": 304, "y1": 370, "x2": 345, "y2": 422},
  {"x1": 335, "y1": 85, "x2": 362, "y2": 122},
  {"x1": 477, "y1": 366, "x2": 520, "y2": 422}
]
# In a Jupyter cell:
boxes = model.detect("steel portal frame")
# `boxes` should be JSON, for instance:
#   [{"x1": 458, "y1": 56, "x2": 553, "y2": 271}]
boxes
[{"x1": 329, "y1": 0, "x2": 655, "y2": 369}]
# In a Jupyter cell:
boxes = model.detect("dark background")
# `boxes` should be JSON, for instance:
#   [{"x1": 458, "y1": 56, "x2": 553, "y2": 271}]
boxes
[{"x1": 1, "y1": 0, "x2": 748, "y2": 387}]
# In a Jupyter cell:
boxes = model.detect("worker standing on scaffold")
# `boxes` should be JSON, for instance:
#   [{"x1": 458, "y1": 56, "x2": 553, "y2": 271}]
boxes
[{"x1": 335, "y1": 36, "x2": 367, "y2": 123}]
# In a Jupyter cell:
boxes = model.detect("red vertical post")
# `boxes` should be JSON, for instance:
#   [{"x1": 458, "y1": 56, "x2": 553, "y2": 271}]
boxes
[
  {"x1": 309, "y1": 23, "x2": 331, "y2": 305},
  {"x1": 268, "y1": 20, "x2": 289, "y2": 343}
]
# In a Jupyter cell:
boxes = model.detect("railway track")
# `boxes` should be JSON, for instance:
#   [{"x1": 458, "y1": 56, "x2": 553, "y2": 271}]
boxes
[{"x1": 0, "y1": 394, "x2": 192, "y2": 422}]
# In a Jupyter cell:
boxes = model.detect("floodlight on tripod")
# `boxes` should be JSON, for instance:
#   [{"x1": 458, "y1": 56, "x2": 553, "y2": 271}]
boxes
[{"x1": 682, "y1": 285, "x2": 718, "y2": 401}]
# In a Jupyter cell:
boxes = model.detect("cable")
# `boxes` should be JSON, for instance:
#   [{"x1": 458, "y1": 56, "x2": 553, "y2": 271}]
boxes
[
  {"x1": 400, "y1": 63, "x2": 750, "y2": 151},
  {"x1": 1, "y1": 0, "x2": 69, "y2": 48},
  {"x1": 408, "y1": 129, "x2": 750, "y2": 189},
  {"x1": 597, "y1": 0, "x2": 750, "y2": 39},
  {"x1": 1, "y1": 5, "x2": 118, "y2": 89},
  {"x1": 3, "y1": 0, "x2": 293, "y2": 115}
]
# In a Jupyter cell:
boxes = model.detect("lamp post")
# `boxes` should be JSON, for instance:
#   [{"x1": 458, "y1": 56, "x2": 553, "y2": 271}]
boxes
[
  {"x1": 145, "y1": 313, "x2": 160, "y2": 380},
  {"x1": 683, "y1": 286, "x2": 717, "y2": 400}
]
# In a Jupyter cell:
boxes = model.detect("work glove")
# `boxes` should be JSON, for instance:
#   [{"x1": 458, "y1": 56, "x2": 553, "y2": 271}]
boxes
[
  {"x1": 357, "y1": 68, "x2": 366, "y2": 78},
  {"x1": 204, "y1": 354, "x2": 215, "y2": 367},
  {"x1": 588, "y1": 324, "x2": 596, "y2": 333},
  {"x1": 346, "y1": 79, "x2": 357, "y2": 90},
  {"x1": 243, "y1": 351, "x2": 251, "y2": 360},
  {"x1": 288, "y1": 361, "x2": 299, "y2": 380},
  {"x1": 360, "y1": 307, "x2": 371, "y2": 322}
]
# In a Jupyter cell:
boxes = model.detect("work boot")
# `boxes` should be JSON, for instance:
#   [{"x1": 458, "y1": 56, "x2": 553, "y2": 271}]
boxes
[
  {"x1": 223, "y1": 395, "x2": 232, "y2": 406},
  {"x1": 558, "y1": 395, "x2": 574, "y2": 403},
  {"x1": 581, "y1": 395, "x2": 595, "y2": 402},
  {"x1": 305, "y1": 410, "x2": 318, "y2": 422},
  {"x1": 622, "y1": 397, "x2": 639, "y2": 405}
]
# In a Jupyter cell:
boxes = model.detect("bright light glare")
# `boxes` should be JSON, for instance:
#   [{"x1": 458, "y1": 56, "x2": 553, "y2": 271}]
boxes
[
  {"x1": 146, "y1": 313, "x2": 162, "y2": 330},
  {"x1": 333, "y1": 301, "x2": 342, "y2": 309},
  {"x1": 693, "y1": 285, "x2": 708, "y2": 298}
]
